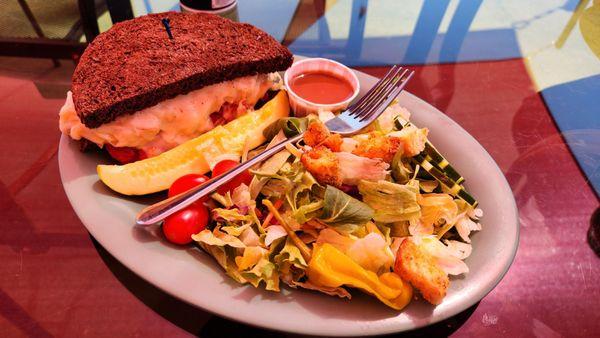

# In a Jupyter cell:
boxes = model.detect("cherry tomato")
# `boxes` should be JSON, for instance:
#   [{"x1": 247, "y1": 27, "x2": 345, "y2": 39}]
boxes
[
  {"x1": 162, "y1": 203, "x2": 209, "y2": 245},
  {"x1": 168, "y1": 174, "x2": 210, "y2": 200},
  {"x1": 105, "y1": 144, "x2": 147, "y2": 164},
  {"x1": 211, "y1": 159, "x2": 253, "y2": 194}
]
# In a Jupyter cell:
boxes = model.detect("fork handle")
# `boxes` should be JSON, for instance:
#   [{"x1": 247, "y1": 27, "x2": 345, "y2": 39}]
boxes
[{"x1": 136, "y1": 133, "x2": 304, "y2": 225}]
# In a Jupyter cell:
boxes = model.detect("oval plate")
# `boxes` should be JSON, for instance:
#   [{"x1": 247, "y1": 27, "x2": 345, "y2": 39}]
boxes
[{"x1": 59, "y1": 68, "x2": 518, "y2": 336}]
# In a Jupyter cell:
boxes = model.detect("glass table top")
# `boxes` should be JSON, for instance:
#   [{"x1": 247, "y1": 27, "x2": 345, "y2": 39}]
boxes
[{"x1": 0, "y1": 0, "x2": 598, "y2": 336}]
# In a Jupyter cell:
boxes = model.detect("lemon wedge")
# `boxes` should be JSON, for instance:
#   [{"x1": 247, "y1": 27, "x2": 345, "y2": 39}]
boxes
[{"x1": 97, "y1": 90, "x2": 290, "y2": 195}]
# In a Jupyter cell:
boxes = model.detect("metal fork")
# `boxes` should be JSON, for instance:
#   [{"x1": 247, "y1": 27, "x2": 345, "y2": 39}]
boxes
[{"x1": 136, "y1": 66, "x2": 414, "y2": 225}]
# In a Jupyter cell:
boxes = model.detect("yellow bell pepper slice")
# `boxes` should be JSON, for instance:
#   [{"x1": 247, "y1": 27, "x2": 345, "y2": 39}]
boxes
[{"x1": 307, "y1": 243, "x2": 413, "y2": 310}]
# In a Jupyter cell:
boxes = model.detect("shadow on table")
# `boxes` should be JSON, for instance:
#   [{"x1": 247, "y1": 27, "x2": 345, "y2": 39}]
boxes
[{"x1": 91, "y1": 236, "x2": 479, "y2": 338}]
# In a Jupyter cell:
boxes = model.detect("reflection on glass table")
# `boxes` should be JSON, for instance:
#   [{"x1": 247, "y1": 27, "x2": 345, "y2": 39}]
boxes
[{"x1": 0, "y1": 0, "x2": 599, "y2": 337}]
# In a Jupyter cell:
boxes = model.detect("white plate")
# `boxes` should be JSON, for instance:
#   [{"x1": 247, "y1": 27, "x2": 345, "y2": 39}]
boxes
[{"x1": 59, "y1": 69, "x2": 518, "y2": 336}]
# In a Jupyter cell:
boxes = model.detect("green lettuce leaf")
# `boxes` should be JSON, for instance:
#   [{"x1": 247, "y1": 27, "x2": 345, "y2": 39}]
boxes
[
  {"x1": 391, "y1": 148, "x2": 413, "y2": 184},
  {"x1": 221, "y1": 222, "x2": 251, "y2": 237},
  {"x1": 212, "y1": 208, "x2": 252, "y2": 223},
  {"x1": 239, "y1": 251, "x2": 281, "y2": 291},
  {"x1": 260, "y1": 178, "x2": 292, "y2": 198},
  {"x1": 235, "y1": 241, "x2": 284, "y2": 292},
  {"x1": 210, "y1": 191, "x2": 233, "y2": 208},
  {"x1": 194, "y1": 229, "x2": 281, "y2": 291},
  {"x1": 235, "y1": 246, "x2": 267, "y2": 270},
  {"x1": 272, "y1": 238, "x2": 308, "y2": 286},
  {"x1": 192, "y1": 229, "x2": 246, "y2": 248},
  {"x1": 249, "y1": 150, "x2": 291, "y2": 199},
  {"x1": 287, "y1": 170, "x2": 319, "y2": 206},
  {"x1": 274, "y1": 237, "x2": 308, "y2": 270},
  {"x1": 251, "y1": 162, "x2": 300, "y2": 198},
  {"x1": 358, "y1": 179, "x2": 421, "y2": 223},
  {"x1": 286, "y1": 169, "x2": 323, "y2": 223},
  {"x1": 318, "y1": 185, "x2": 373, "y2": 233},
  {"x1": 199, "y1": 245, "x2": 248, "y2": 284},
  {"x1": 292, "y1": 200, "x2": 324, "y2": 224},
  {"x1": 263, "y1": 117, "x2": 308, "y2": 140},
  {"x1": 192, "y1": 229, "x2": 248, "y2": 284}
]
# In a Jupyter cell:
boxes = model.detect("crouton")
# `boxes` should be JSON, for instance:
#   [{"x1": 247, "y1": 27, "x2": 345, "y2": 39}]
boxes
[
  {"x1": 322, "y1": 133, "x2": 343, "y2": 152},
  {"x1": 388, "y1": 126, "x2": 429, "y2": 157},
  {"x1": 304, "y1": 120, "x2": 331, "y2": 147},
  {"x1": 352, "y1": 132, "x2": 403, "y2": 163},
  {"x1": 301, "y1": 146, "x2": 342, "y2": 187},
  {"x1": 394, "y1": 238, "x2": 449, "y2": 305},
  {"x1": 304, "y1": 120, "x2": 342, "y2": 151}
]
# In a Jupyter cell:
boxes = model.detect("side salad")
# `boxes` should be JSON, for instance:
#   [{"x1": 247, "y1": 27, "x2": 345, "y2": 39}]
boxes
[{"x1": 165, "y1": 101, "x2": 483, "y2": 309}]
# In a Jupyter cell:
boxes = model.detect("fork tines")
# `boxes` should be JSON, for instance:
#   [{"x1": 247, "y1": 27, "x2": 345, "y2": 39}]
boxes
[
  {"x1": 349, "y1": 66, "x2": 414, "y2": 121},
  {"x1": 349, "y1": 65, "x2": 402, "y2": 114}
]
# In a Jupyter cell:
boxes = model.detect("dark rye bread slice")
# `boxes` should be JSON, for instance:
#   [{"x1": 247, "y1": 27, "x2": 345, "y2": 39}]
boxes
[{"x1": 72, "y1": 12, "x2": 293, "y2": 128}]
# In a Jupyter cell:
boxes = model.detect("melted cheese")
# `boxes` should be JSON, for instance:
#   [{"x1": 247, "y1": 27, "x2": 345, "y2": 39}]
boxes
[{"x1": 59, "y1": 74, "x2": 275, "y2": 157}]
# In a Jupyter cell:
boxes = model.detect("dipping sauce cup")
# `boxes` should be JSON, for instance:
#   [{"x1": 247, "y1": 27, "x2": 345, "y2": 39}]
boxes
[{"x1": 284, "y1": 58, "x2": 360, "y2": 116}]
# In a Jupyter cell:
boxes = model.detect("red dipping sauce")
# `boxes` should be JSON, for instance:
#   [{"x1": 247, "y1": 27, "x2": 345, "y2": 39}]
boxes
[{"x1": 289, "y1": 71, "x2": 354, "y2": 104}]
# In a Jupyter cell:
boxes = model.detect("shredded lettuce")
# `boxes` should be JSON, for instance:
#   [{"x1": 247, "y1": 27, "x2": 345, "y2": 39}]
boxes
[
  {"x1": 231, "y1": 184, "x2": 255, "y2": 213},
  {"x1": 434, "y1": 199, "x2": 482, "y2": 242},
  {"x1": 264, "y1": 225, "x2": 287, "y2": 247},
  {"x1": 274, "y1": 237, "x2": 308, "y2": 270},
  {"x1": 272, "y1": 238, "x2": 308, "y2": 287},
  {"x1": 443, "y1": 239, "x2": 472, "y2": 259},
  {"x1": 414, "y1": 236, "x2": 469, "y2": 275},
  {"x1": 279, "y1": 205, "x2": 303, "y2": 231},
  {"x1": 409, "y1": 220, "x2": 434, "y2": 236},
  {"x1": 193, "y1": 229, "x2": 245, "y2": 249},
  {"x1": 241, "y1": 257, "x2": 280, "y2": 291},
  {"x1": 260, "y1": 177, "x2": 291, "y2": 198},
  {"x1": 316, "y1": 228, "x2": 356, "y2": 253},
  {"x1": 235, "y1": 246, "x2": 267, "y2": 270},
  {"x1": 199, "y1": 244, "x2": 248, "y2": 284},
  {"x1": 292, "y1": 200, "x2": 324, "y2": 224},
  {"x1": 358, "y1": 180, "x2": 421, "y2": 223},
  {"x1": 391, "y1": 149, "x2": 412, "y2": 184},
  {"x1": 239, "y1": 226, "x2": 261, "y2": 246},
  {"x1": 191, "y1": 101, "x2": 484, "y2": 305},
  {"x1": 195, "y1": 229, "x2": 281, "y2": 291},
  {"x1": 249, "y1": 133, "x2": 291, "y2": 199},
  {"x1": 419, "y1": 194, "x2": 457, "y2": 227},
  {"x1": 212, "y1": 208, "x2": 252, "y2": 223},
  {"x1": 192, "y1": 229, "x2": 250, "y2": 284},
  {"x1": 211, "y1": 191, "x2": 233, "y2": 208},
  {"x1": 286, "y1": 169, "x2": 320, "y2": 213},
  {"x1": 221, "y1": 222, "x2": 251, "y2": 237},
  {"x1": 346, "y1": 232, "x2": 395, "y2": 273},
  {"x1": 454, "y1": 214, "x2": 482, "y2": 243}
]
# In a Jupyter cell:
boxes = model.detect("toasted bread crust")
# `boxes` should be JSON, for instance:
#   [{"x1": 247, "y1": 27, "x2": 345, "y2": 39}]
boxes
[
  {"x1": 394, "y1": 239, "x2": 449, "y2": 305},
  {"x1": 72, "y1": 12, "x2": 293, "y2": 128}
]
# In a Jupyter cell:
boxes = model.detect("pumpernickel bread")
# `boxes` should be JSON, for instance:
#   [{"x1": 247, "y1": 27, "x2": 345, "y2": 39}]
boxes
[{"x1": 72, "y1": 12, "x2": 293, "y2": 128}]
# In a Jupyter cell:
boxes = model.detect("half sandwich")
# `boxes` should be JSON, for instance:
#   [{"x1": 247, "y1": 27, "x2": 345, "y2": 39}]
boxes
[{"x1": 59, "y1": 12, "x2": 293, "y2": 162}]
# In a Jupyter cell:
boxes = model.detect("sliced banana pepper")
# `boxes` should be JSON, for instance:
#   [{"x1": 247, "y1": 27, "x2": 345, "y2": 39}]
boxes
[{"x1": 307, "y1": 243, "x2": 413, "y2": 310}]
